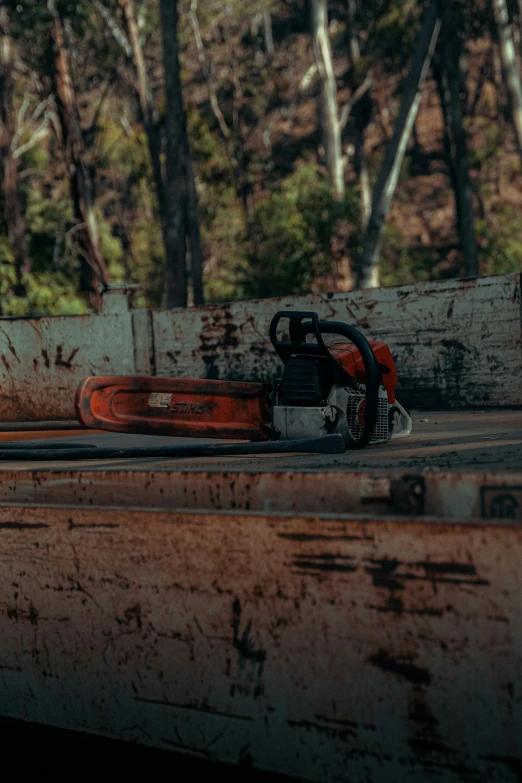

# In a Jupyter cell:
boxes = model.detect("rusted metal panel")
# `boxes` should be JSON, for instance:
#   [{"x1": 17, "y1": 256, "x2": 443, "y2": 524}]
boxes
[
  {"x1": 0, "y1": 313, "x2": 136, "y2": 421},
  {"x1": 131, "y1": 308, "x2": 154, "y2": 376},
  {"x1": 153, "y1": 273, "x2": 522, "y2": 409},
  {"x1": 0, "y1": 466, "x2": 521, "y2": 521},
  {"x1": 0, "y1": 504, "x2": 520, "y2": 781}
]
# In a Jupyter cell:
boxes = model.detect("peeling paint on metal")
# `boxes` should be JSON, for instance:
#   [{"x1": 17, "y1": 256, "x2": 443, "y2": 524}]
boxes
[
  {"x1": 152, "y1": 273, "x2": 522, "y2": 409},
  {"x1": 0, "y1": 504, "x2": 520, "y2": 781},
  {"x1": 0, "y1": 314, "x2": 136, "y2": 421}
]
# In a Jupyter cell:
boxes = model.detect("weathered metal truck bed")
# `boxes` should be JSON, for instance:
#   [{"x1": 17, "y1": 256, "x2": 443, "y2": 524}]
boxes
[
  {"x1": 0, "y1": 411, "x2": 521, "y2": 782},
  {"x1": 0, "y1": 410, "x2": 520, "y2": 516},
  {"x1": 0, "y1": 505, "x2": 520, "y2": 782},
  {"x1": 0, "y1": 274, "x2": 521, "y2": 780}
]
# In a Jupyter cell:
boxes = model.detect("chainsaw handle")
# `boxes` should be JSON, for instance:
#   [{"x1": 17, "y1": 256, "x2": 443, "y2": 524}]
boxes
[
  {"x1": 302, "y1": 319, "x2": 380, "y2": 449},
  {"x1": 269, "y1": 311, "x2": 328, "y2": 362}
]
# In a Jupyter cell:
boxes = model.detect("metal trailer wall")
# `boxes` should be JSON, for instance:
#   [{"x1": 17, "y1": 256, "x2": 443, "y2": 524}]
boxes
[
  {"x1": 152, "y1": 272, "x2": 522, "y2": 411},
  {"x1": 0, "y1": 274, "x2": 520, "y2": 422},
  {"x1": 0, "y1": 503, "x2": 520, "y2": 782}
]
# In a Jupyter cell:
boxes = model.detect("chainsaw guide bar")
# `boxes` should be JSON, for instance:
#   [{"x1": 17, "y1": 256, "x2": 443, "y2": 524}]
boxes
[{"x1": 75, "y1": 376, "x2": 272, "y2": 440}]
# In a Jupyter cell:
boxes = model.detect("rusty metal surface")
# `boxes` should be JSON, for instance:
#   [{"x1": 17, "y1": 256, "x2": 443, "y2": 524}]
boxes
[
  {"x1": 0, "y1": 313, "x2": 136, "y2": 421},
  {"x1": 0, "y1": 504, "x2": 520, "y2": 781},
  {"x1": 0, "y1": 411, "x2": 520, "y2": 518},
  {"x1": 2, "y1": 464, "x2": 520, "y2": 521},
  {"x1": 0, "y1": 409, "x2": 520, "y2": 472},
  {"x1": 153, "y1": 273, "x2": 522, "y2": 409}
]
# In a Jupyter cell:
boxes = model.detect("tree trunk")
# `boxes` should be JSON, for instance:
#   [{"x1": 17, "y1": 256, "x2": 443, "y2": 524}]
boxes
[
  {"x1": 104, "y1": 0, "x2": 204, "y2": 305},
  {"x1": 346, "y1": 0, "x2": 371, "y2": 228},
  {"x1": 159, "y1": 0, "x2": 188, "y2": 308},
  {"x1": 189, "y1": 0, "x2": 254, "y2": 247},
  {"x1": 492, "y1": 0, "x2": 522, "y2": 162},
  {"x1": 354, "y1": 124, "x2": 371, "y2": 228},
  {"x1": 0, "y1": 3, "x2": 29, "y2": 294},
  {"x1": 493, "y1": 47, "x2": 506, "y2": 196},
  {"x1": 47, "y1": 0, "x2": 109, "y2": 309},
  {"x1": 312, "y1": 0, "x2": 344, "y2": 200},
  {"x1": 116, "y1": 0, "x2": 164, "y2": 212},
  {"x1": 433, "y1": 27, "x2": 479, "y2": 278},
  {"x1": 263, "y1": 10, "x2": 274, "y2": 63},
  {"x1": 356, "y1": 1, "x2": 441, "y2": 289},
  {"x1": 186, "y1": 145, "x2": 204, "y2": 305}
]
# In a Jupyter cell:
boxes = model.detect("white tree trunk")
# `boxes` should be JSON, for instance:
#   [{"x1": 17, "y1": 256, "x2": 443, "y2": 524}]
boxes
[
  {"x1": 263, "y1": 10, "x2": 274, "y2": 62},
  {"x1": 434, "y1": 16, "x2": 478, "y2": 278},
  {"x1": 346, "y1": 0, "x2": 371, "y2": 228},
  {"x1": 492, "y1": 0, "x2": 522, "y2": 161},
  {"x1": 356, "y1": 1, "x2": 441, "y2": 289},
  {"x1": 312, "y1": 0, "x2": 344, "y2": 200}
]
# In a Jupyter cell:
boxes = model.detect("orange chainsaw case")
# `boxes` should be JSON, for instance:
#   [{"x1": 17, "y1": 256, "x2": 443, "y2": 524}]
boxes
[{"x1": 75, "y1": 376, "x2": 272, "y2": 440}]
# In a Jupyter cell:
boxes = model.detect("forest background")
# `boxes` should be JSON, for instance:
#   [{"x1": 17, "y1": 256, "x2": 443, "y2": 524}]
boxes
[{"x1": 0, "y1": 0, "x2": 521, "y2": 315}]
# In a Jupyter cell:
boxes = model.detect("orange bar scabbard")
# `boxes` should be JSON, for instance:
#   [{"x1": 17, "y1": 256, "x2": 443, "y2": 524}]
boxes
[{"x1": 75, "y1": 376, "x2": 273, "y2": 440}]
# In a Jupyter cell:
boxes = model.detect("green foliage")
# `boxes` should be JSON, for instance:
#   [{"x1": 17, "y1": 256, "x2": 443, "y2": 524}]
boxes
[
  {"x1": 128, "y1": 215, "x2": 165, "y2": 307},
  {"x1": 3, "y1": 271, "x2": 88, "y2": 316},
  {"x1": 467, "y1": 116, "x2": 502, "y2": 174},
  {"x1": 202, "y1": 191, "x2": 247, "y2": 302},
  {"x1": 187, "y1": 107, "x2": 233, "y2": 186},
  {"x1": 25, "y1": 192, "x2": 72, "y2": 274},
  {"x1": 96, "y1": 120, "x2": 164, "y2": 305},
  {"x1": 243, "y1": 162, "x2": 359, "y2": 299},
  {"x1": 370, "y1": 0, "x2": 421, "y2": 71},
  {"x1": 1, "y1": 0, "x2": 520, "y2": 318},
  {"x1": 476, "y1": 204, "x2": 522, "y2": 276},
  {"x1": 0, "y1": 239, "x2": 18, "y2": 300},
  {"x1": 379, "y1": 224, "x2": 437, "y2": 287},
  {"x1": 98, "y1": 211, "x2": 125, "y2": 281}
]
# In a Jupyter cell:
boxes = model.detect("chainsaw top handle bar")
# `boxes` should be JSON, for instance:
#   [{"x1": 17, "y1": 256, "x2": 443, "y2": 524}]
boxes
[{"x1": 269, "y1": 311, "x2": 380, "y2": 448}]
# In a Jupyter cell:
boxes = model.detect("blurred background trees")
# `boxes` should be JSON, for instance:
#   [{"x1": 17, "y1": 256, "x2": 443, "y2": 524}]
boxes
[{"x1": 0, "y1": 0, "x2": 522, "y2": 314}]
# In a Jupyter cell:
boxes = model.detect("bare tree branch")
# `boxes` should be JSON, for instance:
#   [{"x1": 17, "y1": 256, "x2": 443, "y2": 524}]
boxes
[
  {"x1": 357, "y1": 1, "x2": 441, "y2": 288},
  {"x1": 312, "y1": 0, "x2": 344, "y2": 200},
  {"x1": 189, "y1": 0, "x2": 231, "y2": 141},
  {"x1": 340, "y1": 72, "x2": 373, "y2": 130},
  {"x1": 15, "y1": 93, "x2": 30, "y2": 139},
  {"x1": 13, "y1": 122, "x2": 50, "y2": 159},
  {"x1": 91, "y1": 0, "x2": 132, "y2": 58},
  {"x1": 12, "y1": 96, "x2": 50, "y2": 152},
  {"x1": 47, "y1": 0, "x2": 110, "y2": 305},
  {"x1": 492, "y1": 0, "x2": 522, "y2": 162}
]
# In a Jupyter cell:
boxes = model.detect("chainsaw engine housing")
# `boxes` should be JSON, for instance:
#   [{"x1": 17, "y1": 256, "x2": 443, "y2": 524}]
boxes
[
  {"x1": 269, "y1": 311, "x2": 412, "y2": 447},
  {"x1": 272, "y1": 383, "x2": 391, "y2": 445}
]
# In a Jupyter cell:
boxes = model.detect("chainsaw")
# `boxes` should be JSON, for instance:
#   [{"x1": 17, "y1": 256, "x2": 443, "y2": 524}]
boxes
[{"x1": 75, "y1": 311, "x2": 411, "y2": 450}]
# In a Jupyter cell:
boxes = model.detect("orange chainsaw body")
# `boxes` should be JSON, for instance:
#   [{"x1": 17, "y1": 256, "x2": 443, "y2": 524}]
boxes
[
  {"x1": 75, "y1": 376, "x2": 272, "y2": 440},
  {"x1": 76, "y1": 339, "x2": 398, "y2": 441},
  {"x1": 329, "y1": 341, "x2": 398, "y2": 403}
]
